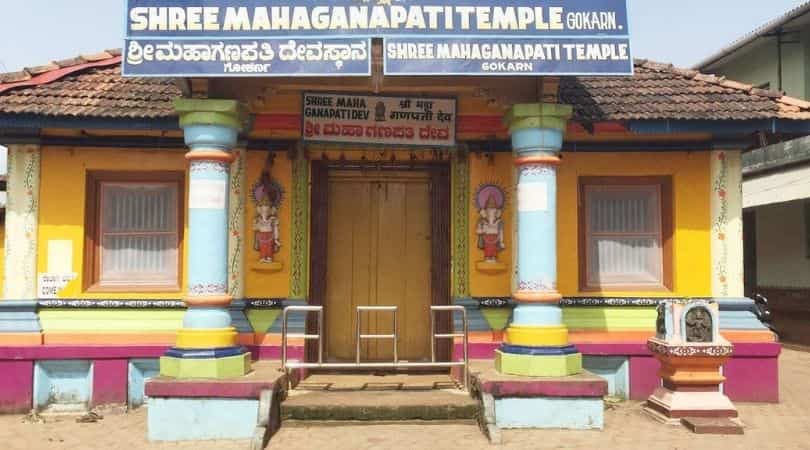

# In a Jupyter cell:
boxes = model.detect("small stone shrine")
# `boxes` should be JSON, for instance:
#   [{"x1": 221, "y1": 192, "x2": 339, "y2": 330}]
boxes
[{"x1": 644, "y1": 299, "x2": 743, "y2": 434}]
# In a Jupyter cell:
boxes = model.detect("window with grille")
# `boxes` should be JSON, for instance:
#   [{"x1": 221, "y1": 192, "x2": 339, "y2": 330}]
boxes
[
  {"x1": 85, "y1": 172, "x2": 184, "y2": 292},
  {"x1": 579, "y1": 177, "x2": 672, "y2": 291}
]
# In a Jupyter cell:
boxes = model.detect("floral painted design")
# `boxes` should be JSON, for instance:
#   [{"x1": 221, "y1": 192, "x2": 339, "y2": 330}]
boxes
[
  {"x1": 452, "y1": 155, "x2": 470, "y2": 297},
  {"x1": 519, "y1": 164, "x2": 556, "y2": 178},
  {"x1": 289, "y1": 153, "x2": 309, "y2": 299},
  {"x1": 228, "y1": 150, "x2": 246, "y2": 298},
  {"x1": 517, "y1": 280, "x2": 556, "y2": 292},
  {"x1": 190, "y1": 160, "x2": 229, "y2": 174},
  {"x1": 6, "y1": 146, "x2": 40, "y2": 299},
  {"x1": 647, "y1": 340, "x2": 733, "y2": 357},
  {"x1": 712, "y1": 151, "x2": 730, "y2": 297},
  {"x1": 189, "y1": 283, "x2": 228, "y2": 296}
]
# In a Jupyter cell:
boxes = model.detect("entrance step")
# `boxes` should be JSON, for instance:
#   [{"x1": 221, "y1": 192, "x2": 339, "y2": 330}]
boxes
[{"x1": 281, "y1": 374, "x2": 478, "y2": 423}]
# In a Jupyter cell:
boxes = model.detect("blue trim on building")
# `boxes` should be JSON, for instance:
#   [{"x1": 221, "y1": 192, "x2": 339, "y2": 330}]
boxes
[
  {"x1": 499, "y1": 344, "x2": 580, "y2": 356},
  {"x1": 164, "y1": 346, "x2": 248, "y2": 359}
]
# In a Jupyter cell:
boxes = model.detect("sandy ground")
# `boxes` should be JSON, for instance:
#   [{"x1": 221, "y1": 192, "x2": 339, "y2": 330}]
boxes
[{"x1": 1, "y1": 349, "x2": 808, "y2": 450}]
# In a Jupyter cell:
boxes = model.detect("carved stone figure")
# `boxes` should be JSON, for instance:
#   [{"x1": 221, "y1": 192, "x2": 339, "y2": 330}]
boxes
[
  {"x1": 656, "y1": 303, "x2": 666, "y2": 337},
  {"x1": 685, "y1": 306, "x2": 713, "y2": 343},
  {"x1": 475, "y1": 185, "x2": 506, "y2": 263},
  {"x1": 254, "y1": 196, "x2": 280, "y2": 263},
  {"x1": 252, "y1": 173, "x2": 284, "y2": 264}
]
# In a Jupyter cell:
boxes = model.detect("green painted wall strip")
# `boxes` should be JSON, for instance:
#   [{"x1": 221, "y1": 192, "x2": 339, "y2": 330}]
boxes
[
  {"x1": 289, "y1": 149, "x2": 309, "y2": 300},
  {"x1": 452, "y1": 152, "x2": 470, "y2": 298}
]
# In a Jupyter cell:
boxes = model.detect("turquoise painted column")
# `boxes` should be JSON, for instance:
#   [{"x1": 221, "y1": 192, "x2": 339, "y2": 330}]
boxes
[
  {"x1": 496, "y1": 103, "x2": 582, "y2": 377},
  {"x1": 160, "y1": 99, "x2": 250, "y2": 379}
]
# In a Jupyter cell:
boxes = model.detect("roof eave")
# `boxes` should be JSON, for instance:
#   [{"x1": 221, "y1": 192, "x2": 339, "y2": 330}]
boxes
[{"x1": 694, "y1": 2, "x2": 810, "y2": 71}]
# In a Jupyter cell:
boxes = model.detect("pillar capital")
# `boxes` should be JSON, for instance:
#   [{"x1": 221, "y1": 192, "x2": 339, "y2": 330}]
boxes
[
  {"x1": 174, "y1": 98, "x2": 244, "y2": 151},
  {"x1": 503, "y1": 103, "x2": 573, "y2": 134}
]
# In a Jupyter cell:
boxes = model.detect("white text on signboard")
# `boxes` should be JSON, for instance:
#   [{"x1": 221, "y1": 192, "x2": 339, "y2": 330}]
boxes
[{"x1": 302, "y1": 93, "x2": 456, "y2": 147}]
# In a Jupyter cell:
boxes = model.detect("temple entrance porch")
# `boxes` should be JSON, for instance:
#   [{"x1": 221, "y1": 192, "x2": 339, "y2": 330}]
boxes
[{"x1": 309, "y1": 162, "x2": 453, "y2": 366}]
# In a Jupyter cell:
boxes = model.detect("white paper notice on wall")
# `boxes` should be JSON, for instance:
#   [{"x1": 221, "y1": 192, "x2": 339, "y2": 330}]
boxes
[
  {"x1": 47, "y1": 240, "x2": 73, "y2": 274},
  {"x1": 38, "y1": 273, "x2": 77, "y2": 299},
  {"x1": 517, "y1": 182, "x2": 549, "y2": 212},
  {"x1": 190, "y1": 179, "x2": 227, "y2": 210}
]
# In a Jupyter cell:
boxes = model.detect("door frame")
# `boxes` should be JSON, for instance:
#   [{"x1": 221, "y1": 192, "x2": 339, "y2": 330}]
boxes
[{"x1": 307, "y1": 160, "x2": 452, "y2": 364}]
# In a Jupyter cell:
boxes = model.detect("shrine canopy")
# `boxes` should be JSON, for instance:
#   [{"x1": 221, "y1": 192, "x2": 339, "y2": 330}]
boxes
[{"x1": 123, "y1": 0, "x2": 632, "y2": 77}]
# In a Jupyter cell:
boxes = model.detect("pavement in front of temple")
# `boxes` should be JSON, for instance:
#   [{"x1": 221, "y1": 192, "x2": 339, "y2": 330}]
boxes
[{"x1": 0, "y1": 348, "x2": 808, "y2": 450}]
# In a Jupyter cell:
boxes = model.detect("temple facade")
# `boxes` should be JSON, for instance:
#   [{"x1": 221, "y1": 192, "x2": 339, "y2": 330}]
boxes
[{"x1": 0, "y1": 48, "x2": 796, "y2": 416}]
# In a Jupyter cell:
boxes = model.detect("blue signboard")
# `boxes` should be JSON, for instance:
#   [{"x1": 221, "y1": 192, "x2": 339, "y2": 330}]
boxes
[
  {"x1": 122, "y1": 38, "x2": 371, "y2": 77},
  {"x1": 123, "y1": 0, "x2": 631, "y2": 77},
  {"x1": 385, "y1": 37, "x2": 631, "y2": 76}
]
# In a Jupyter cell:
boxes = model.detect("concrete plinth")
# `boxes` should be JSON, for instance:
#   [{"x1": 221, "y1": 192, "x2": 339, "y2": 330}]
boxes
[
  {"x1": 494, "y1": 350, "x2": 582, "y2": 377},
  {"x1": 146, "y1": 361, "x2": 284, "y2": 443},
  {"x1": 159, "y1": 352, "x2": 251, "y2": 379},
  {"x1": 473, "y1": 361, "x2": 607, "y2": 438}
]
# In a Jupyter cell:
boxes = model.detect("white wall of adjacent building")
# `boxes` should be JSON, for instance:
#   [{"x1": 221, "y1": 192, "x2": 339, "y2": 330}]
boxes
[{"x1": 753, "y1": 199, "x2": 810, "y2": 288}]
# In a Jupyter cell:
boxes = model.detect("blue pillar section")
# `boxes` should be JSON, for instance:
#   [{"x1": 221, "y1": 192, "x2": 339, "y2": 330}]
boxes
[
  {"x1": 496, "y1": 103, "x2": 582, "y2": 377},
  {"x1": 160, "y1": 99, "x2": 250, "y2": 379}
]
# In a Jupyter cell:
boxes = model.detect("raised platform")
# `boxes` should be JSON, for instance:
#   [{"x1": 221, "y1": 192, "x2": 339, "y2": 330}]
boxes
[
  {"x1": 145, "y1": 361, "x2": 286, "y2": 443},
  {"x1": 471, "y1": 360, "x2": 607, "y2": 441}
]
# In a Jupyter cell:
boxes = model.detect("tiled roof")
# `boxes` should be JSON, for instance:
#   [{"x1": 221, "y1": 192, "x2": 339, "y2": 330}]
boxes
[
  {"x1": 561, "y1": 60, "x2": 810, "y2": 122},
  {"x1": 0, "y1": 50, "x2": 179, "y2": 119},
  {"x1": 1, "y1": 52, "x2": 810, "y2": 123}
]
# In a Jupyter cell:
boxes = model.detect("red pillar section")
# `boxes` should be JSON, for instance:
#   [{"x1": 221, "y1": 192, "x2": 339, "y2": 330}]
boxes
[
  {"x1": 629, "y1": 356, "x2": 661, "y2": 401},
  {"x1": 92, "y1": 359, "x2": 128, "y2": 407},
  {"x1": 0, "y1": 361, "x2": 34, "y2": 413}
]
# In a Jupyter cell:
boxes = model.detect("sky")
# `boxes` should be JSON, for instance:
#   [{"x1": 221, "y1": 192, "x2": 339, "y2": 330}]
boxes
[{"x1": 0, "y1": 1, "x2": 808, "y2": 72}]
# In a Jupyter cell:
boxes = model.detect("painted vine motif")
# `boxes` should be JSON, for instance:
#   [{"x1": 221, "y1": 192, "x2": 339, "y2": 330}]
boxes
[
  {"x1": 228, "y1": 149, "x2": 246, "y2": 297},
  {"x1": 6, "y1": 146, "x2": 40, "y2": 299},
  {"x1": 712, "y1": 151, "x2": 729, "y2": 297},
  {"x1": 289, "y1": 152, "x2": 309, "y2": 299},
  {"x1": 451, "y1": 155, "x2": 470, "y2": 297}
]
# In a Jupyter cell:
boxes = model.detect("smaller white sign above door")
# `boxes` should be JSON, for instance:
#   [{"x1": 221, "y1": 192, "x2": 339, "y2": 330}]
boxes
[{"x1": 302, "y1": 93, "x2": 456, "y2": 147}]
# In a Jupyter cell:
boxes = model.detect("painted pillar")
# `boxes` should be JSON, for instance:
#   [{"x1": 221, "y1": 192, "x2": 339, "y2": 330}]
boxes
[
  {"x1": 710, "y1": 150, "x2": 744, "y2": 298},
  {"x1": 160, "y1": 99, "x2": 250, "y2": 379},
  {"x1": 4, "y1": 144, "x2": 40, "y2": 300},
  {"x1": 496, "y1": 104, "x2": 582, "y2": 377}
]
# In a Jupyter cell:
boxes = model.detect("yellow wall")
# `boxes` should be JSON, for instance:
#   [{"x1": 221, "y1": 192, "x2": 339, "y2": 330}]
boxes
[
  {"x1": 38, "y1": 147, "x2": 188, "y2": 299},
  {"x1": 467, "y1": 151, "x2": 713, "y2": 298},
  {"x1": 36, "y1": 146, "x2": 711, "y2": 300},
  {"x1": 244, "y1": 152, "x2": 292, "y2": 298}
]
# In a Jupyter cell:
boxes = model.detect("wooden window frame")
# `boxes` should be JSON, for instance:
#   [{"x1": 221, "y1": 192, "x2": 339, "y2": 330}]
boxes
[
  {"x1": 578, "y1": 176, "x2": 674, "y2": 292},
  {"x1": 83, "y1": 171, "x2": 185, "y2": 293}
]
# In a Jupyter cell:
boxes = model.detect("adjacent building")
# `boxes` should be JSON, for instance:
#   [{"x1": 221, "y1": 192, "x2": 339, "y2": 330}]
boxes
[{"x1": 697, "y1": 2, "x2": 810, "y2": 345}]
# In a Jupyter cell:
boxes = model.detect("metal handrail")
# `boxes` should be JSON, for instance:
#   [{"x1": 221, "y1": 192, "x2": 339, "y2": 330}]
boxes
[
  {"x1": 281, "y1": 305, "x2": 323, "y2": 385},
  {"x1": 280, "y1": 304, "x2": 470, "y2": 391},
  {"x1": 430, "y1": 305, "x2": 469, "y2": 390},
  {"x1": 356, "y1": 305, "x2": 398, "y2": 364}
]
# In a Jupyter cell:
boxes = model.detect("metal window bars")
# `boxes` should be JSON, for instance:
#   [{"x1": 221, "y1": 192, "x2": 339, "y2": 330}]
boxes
[{"x1": 280, "y1": 304, "x2": 469, "y2": 391}]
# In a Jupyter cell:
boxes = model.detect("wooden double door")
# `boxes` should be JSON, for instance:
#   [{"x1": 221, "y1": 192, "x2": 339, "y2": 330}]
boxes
[{"x1": 309, "y1": 163, "x2": 451, "y2": 364}]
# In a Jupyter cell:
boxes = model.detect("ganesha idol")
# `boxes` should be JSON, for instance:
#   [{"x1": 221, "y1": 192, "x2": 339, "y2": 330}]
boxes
[
  {"x1": 251, "y1": 175, "x2": 284, "y2": 271},
  {"x1": 475, "y1": 184, "x2": 507, "y2": 273}
]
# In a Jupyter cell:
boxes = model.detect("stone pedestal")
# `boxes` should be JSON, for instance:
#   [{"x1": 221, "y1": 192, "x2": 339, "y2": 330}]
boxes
[
  {"x1": 474, "y1": 362, "x2": 607, "y2": 443},
  {"x1": 644, "y1": 300, "x2": 743, "y2": 433}
]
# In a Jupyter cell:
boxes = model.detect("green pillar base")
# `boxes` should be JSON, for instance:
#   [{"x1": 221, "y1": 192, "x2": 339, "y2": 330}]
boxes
[
  {"x1": 495, "y1": 350, "x2": 583, "y2": 377},
  {"x1": 160, "y1": 353, "x2": 251, "y2": 379}
]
